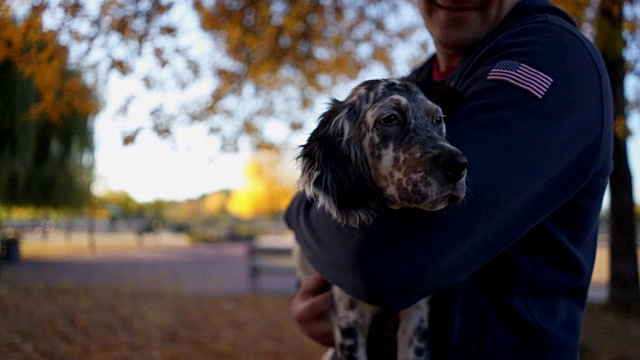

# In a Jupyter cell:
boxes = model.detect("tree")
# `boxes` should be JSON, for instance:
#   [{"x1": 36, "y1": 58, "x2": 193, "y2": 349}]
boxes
[
  {"x1": 227, "y1": 150, "x2": 296, "y2": 220},
  {"x1": 191, "y1": 0, "x2": 424, "y2": 149},
  {"x1": 0, "y1": 4, "x2": 98, "y2": 123},
  {"x1": 1, "y1": 0, "x2": 424, "y2": 149},
  {"x1": 202, "y1": 191, "x2": 231, "y2": 219},
  {"x1": 0, "y1": 10, "x2": 97, "y2": 219},
  {"x1": 96, "y1": 190, "x2": 141, "y2": 218},
  {"x1": 0, "y1": 61, "x2": 96, "y2": 212},
  {"x1": 555, "y1": 0, "x2": 640, "y2": 311},
  {"x1": 594, "y1": 0, "x2": 640, "y2": 311}
]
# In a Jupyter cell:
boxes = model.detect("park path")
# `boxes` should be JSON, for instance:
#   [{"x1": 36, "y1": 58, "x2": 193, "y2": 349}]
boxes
[
  {"x1": 0, "y1": 232, "x2": 298, "y2": 296},
  {"x1": 0, "y1": 230, "x2": 619, "y2": 302}
]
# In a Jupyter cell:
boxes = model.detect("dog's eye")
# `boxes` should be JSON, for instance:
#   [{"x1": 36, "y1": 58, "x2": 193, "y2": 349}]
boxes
[
  {"x1": 379, "y1": 114, "x2": 399, "y2": 126},
  {"x1": 434, "y1": 115, "x2": 446, "y2": 125}
]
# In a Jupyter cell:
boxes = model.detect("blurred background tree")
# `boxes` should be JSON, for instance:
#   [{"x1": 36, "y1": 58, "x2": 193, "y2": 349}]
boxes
[
  {"x1": 0, "y1": 11, "x2": 97, "y2": 225},
  {"x1": 0, "y1": 0, "x2": 424, "y2": 150},
  {"x1": 593, "y1": 0, "x2": 639, "y2": 312},
  {"x1": 555, "y1": 0, "x2": 640, "y2": 312},
  {"x1": 96, "y1": 190, "x2": 141, "y2": 219},
  {"x1": 227, "y1": 150, "x2": 296, "y2": 220}
]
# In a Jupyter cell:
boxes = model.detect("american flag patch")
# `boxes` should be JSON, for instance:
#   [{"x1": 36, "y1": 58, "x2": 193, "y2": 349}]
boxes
[{"x1": 486, "y1": 60, "x2": 553, "y2": 99}]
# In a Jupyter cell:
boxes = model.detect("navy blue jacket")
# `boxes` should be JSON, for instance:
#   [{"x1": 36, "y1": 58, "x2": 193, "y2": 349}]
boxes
[{"x1": 285, "y1": 0, "x2": 613, "y2": 358}]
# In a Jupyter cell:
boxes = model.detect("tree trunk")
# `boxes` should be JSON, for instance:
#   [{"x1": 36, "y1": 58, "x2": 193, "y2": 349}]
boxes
[
  {"x1": 597, "y1": 0, "x2": 640, "y2": 311},
  {"x1": 608, "y1": 70, "x2": 640, "y2": 309}
]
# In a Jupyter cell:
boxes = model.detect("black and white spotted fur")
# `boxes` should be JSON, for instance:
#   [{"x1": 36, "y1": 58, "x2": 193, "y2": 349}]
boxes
[{"x1": 294, "y1": 79, "x2": 467, "y2": 360}]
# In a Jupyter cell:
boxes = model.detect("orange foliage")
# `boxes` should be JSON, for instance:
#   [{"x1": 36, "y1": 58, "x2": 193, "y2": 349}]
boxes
[
  {"x1": 7, "y1": 0, "x2": 634, "y2": 152},
  {"x1": 0, "y1": 3, "x2": 98, "y2": 123},
  {"x1": 202, "y1": 191, "x2": 229, "y2": 217},
  {"x1": 227, "y1": 150, "x2": 296, "y2": 220},
  {"x1": 551, "y1": 0, "x2": 592, "y2": 25},
  {"x1": 1, "y1": 1, "x2": 424, "y2": 149},
  {"x1": 190, "y1": 0, "x2": 423, "y2": 149},
  {"x1": 193, "y1": 0, "x2": 419, "y2": 110}
]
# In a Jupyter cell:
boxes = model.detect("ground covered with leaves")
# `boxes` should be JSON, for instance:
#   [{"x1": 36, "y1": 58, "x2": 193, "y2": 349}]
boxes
[
  {"x1": 2, "y1": 235, "x2": 639, "y2": 359},
  {"x1": 1, "y1": 281, "x2": 639, "y2": 359},
  {"x1": 580, "y1": 303, "x2": 640, "y2": 359},
  {"x1": 0, "y1": 281, "x2": 325, "y2": 359}
]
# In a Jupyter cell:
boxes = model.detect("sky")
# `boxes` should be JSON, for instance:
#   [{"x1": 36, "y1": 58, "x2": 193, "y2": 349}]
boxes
[
  {"x1": 92, "y1": 126, "x2": 252, "y2": 203},
  {"x1": 90, "y1": 2, "x2": 253, "y2": 203},
  {"x1": 92, "y1": 67, "x2": 252, "y2": 203},
  {"x1": 91, "y1": 55, "x2": 301, "y2": 203}
]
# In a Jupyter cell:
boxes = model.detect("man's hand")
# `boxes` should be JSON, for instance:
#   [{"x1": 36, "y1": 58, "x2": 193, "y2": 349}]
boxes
[{"x1": 290, "y1": 274, "x2": 335, "y2": 347}]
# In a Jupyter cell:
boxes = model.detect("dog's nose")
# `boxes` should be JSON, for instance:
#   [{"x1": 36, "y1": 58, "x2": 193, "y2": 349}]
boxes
[{"x1": 435, "y1": 151, "x2": 468, "y2": 181}]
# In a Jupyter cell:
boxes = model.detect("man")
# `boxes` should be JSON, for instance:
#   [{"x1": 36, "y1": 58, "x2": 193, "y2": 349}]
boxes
[{"x1": 286, "y1": 0, "x2": 613, "y2": 358}]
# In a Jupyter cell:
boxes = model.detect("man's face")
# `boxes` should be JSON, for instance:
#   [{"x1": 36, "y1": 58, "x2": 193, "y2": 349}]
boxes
[{"x1": 418, "y1": 0, "x2": 520, "y2": 52}]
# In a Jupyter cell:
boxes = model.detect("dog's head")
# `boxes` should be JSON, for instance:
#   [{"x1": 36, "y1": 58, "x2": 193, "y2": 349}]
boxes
[{"x1": 298, "y1": 79, "x2": 467, "y2": 227}]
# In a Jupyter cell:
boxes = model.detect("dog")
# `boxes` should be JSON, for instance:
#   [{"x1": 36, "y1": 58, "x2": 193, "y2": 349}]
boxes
[{"x1": 293, "y1": 78, "x2": 467, "y2": 360}]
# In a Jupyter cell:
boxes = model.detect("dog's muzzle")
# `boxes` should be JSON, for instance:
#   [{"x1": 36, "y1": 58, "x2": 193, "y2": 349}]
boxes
[{"x1": 434, "y1": 150, "x2": 468, "y2": 182}]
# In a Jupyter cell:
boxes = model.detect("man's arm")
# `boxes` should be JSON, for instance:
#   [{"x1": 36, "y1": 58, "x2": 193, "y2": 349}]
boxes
[{"x1": 286, "y1": 25, "x2": 613, "y2": 310}]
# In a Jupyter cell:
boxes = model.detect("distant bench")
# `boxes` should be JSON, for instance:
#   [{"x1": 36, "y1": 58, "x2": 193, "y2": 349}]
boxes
[{"x1": 248, "y1": 242, "x2": 296, "y2": 292}]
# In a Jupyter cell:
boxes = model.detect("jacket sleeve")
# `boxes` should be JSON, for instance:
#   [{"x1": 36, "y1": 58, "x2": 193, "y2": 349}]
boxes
[{"x1": 285, "y1": 22, "x2": 613, "y2": 310}]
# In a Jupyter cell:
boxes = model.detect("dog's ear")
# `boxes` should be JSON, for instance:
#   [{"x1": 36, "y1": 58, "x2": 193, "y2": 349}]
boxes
[{"x1": 298, "y1": 97, "x2": 384, "y2": 227}]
